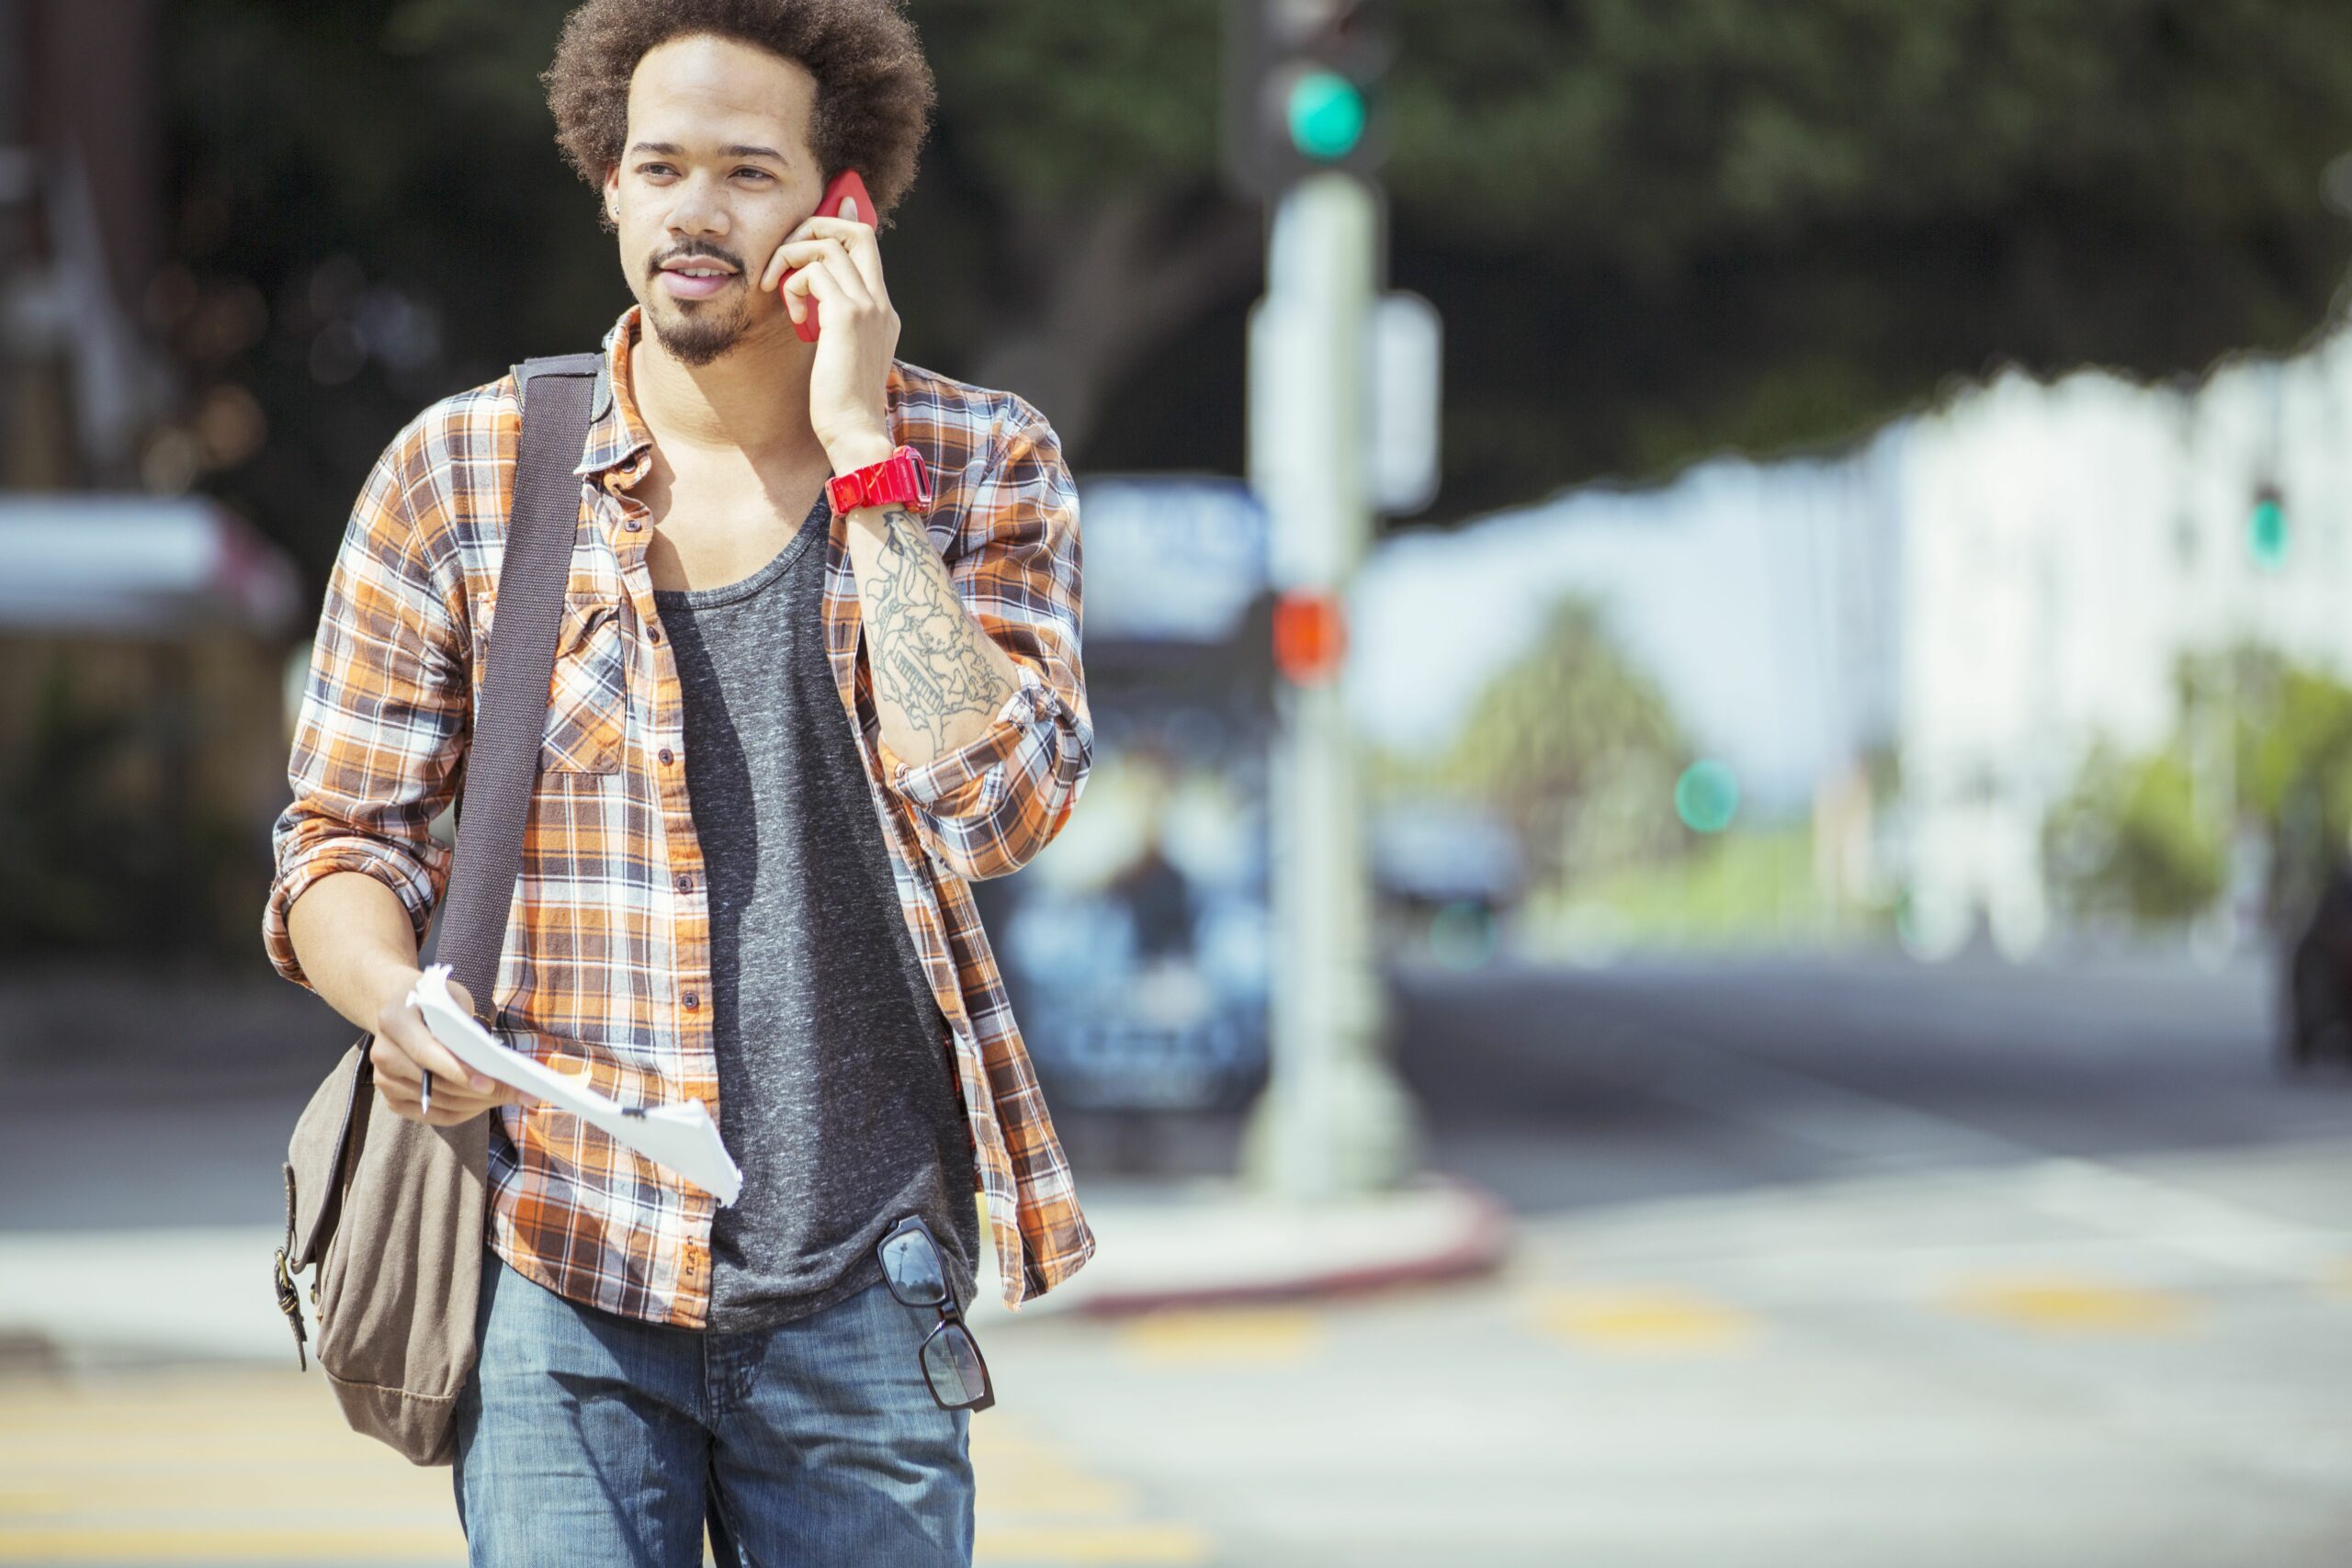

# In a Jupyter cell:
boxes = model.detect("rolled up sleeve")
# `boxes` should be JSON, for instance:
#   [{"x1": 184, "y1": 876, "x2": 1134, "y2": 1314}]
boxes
[
  {"x1": 262, "y1": 423, "x2": 469, "y2": 991},
  {"x1": 871, "y1": 409, "x2": 1092, "y2": 882}
]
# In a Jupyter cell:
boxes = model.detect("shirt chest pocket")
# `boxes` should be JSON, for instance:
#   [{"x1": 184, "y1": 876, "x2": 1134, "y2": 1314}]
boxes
[{"x1": 537, "y1": 593, "x2": 629, "y2": 774}]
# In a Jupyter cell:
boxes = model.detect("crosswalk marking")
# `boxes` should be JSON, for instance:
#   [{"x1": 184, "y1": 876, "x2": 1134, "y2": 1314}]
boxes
[
  {"x1": 0, "y1": 1368, "x2": 1213, "y2": 1568},
  {"x1": 1943, "y1": 1277, "x2": 2197, "y2": 1334},
  {"x1": 972, "y1": 1415, "x2": 1211, "y2": 1565},
  {"x1": 0, "y1": 1368, "x2": 456, "y2": 1562},
  {"x1": 0, "y1": 1525, "x2": 462, "y2": 1562},
  {"x1": 1531, "y1": 1286, "x2": 1755, "y2": 1350}
]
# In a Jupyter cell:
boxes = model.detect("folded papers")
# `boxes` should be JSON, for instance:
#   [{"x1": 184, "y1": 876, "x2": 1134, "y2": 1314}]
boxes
[{"x1": 408, "y1": 963, "x2": 743, "y2": 1206}]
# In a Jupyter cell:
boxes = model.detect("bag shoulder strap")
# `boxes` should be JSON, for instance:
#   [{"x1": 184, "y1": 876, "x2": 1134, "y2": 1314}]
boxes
[{"x1": 426, "y1": 352, "x2": 602, "y2": 1025}]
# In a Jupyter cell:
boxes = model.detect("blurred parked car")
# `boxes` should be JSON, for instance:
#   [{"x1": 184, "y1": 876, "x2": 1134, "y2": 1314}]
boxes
[{"x1": 2279, "y1": 858, "x2": 2352, "y2": 1072}]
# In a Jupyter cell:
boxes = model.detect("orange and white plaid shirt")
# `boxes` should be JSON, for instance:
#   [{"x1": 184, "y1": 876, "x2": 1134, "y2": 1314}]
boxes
[{"x1": 265, "y1": 305, "x2": 1096, "y2": 1325}]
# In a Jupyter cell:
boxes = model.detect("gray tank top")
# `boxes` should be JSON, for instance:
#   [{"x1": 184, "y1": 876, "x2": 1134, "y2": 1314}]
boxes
[{"x1": 650, "y1": 493, "x2": 979, "y2": 1332}]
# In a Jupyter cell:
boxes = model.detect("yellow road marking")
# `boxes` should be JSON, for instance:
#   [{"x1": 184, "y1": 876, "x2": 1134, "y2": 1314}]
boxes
[
  {"x1": 3, "y1": 1369, "x2": 1214, "y2": 1568},
  {"x1": 972, "y1": 1413, "x2": 1209, "y2": 1563},
  {"x1": 1946, "y1": 1277, "x2": 2196, "y2": 1334},
  {"x1": 1532, "y1": 1286, "x2": 1755, "y2": 1351},
  {"x1": 1117, "y1": 1307, "x2": 1323, "y2": 1363},
  {"x1": 0, "y1": 1524, "x2": 460, "y2": 1562}
]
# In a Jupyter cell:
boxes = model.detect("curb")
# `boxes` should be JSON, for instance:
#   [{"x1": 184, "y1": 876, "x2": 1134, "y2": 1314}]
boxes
[
  {"x1": 1067, "y1": 1176, "x2": 1514, "y2": 1318},
  {"x1": 972, "y1": 1171, "x2": 1516, "y2": 1324}
]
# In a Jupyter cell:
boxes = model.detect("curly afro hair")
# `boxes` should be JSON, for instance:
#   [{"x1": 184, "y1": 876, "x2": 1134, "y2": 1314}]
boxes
[{"x1": 543, "y1": 0, "x2": 936, "y2": 229}]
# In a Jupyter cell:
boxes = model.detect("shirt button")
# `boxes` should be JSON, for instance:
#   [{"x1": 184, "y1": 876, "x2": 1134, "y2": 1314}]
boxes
[
  {"x1": 649, "y1": 626, "x2": 662, "y2": 643},
  {"x1": 660, "y1": 747, "x2": 675, "y2": 765},
  {"x1": 675, "y1": 873, "x2": 694, "y2": 891},
  {"x1": 683, "y1": 991, "x2": 700, "y2": 1010},
  {"x1": 625, "y1": 517, "x2": 642, "y2": 532}
]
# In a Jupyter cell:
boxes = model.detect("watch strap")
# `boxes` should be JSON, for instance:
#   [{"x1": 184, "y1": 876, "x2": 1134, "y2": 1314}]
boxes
[{"x1": 828, "y1": 444, "x2": 933, "y2": 515}]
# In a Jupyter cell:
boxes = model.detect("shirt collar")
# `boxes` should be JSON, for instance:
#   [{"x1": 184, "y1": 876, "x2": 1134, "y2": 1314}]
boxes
[{"x1": 574, "y1": 305, "x2": 654, "y2": 480}]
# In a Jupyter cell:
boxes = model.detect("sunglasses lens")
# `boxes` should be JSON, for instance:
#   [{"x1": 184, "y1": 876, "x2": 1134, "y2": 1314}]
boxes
[
  {"x1": 922, "y1": 1323, "x2": 989, "y2": 1405},
  {"x1": 880, "y1": 1228, "x2": 946, "y2": 1305}
]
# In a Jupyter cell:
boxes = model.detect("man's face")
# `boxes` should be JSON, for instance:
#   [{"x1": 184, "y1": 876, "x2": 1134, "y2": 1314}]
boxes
[{"x1": 605, "y1": 33, "x2": 823, "y2": 367}]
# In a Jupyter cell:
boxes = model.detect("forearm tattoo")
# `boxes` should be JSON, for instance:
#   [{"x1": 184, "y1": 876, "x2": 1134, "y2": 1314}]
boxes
[{"x1": 861, "y1": 505, "x2": 1014, "y2": 753}]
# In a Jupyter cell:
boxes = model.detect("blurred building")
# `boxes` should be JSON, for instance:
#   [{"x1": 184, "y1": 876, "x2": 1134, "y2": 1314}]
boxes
[
  {"x1": 1353, "y1": 321, "x2": 2352, "y2": 962},
  {"x1": 1893, "y1": 338, "x2": 2352, "y2": 959}
]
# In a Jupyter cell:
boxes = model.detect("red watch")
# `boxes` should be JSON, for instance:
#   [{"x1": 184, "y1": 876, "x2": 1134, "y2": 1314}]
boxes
[{"x1": 827, "y1": 443, "x2": 933, "y2": 516}]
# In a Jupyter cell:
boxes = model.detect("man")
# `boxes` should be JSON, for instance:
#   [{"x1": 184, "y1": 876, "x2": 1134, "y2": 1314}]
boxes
[{"x1": 262, "y1": 3, "x2": 1096, "y2": 1562}]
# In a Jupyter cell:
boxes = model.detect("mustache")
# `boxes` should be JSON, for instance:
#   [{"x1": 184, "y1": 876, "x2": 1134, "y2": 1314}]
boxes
[{"x1": 647, "y1": 240, "x2": 747, "y2": 280}]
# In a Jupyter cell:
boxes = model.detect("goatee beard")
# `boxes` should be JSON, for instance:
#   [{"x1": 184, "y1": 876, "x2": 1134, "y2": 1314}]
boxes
[{"x1": 649, "y1": 299, "x2": 747, "y2": 367}]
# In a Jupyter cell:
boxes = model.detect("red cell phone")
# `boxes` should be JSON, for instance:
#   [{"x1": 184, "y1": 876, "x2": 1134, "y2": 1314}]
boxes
[{"x1": 780, "y1": 167, "x2": 875, "y2": 344}]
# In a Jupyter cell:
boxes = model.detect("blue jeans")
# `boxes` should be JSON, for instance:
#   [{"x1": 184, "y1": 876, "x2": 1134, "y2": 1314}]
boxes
[{"x1": 452, "y1": 1244, "x2": 974, "y2": 1567}]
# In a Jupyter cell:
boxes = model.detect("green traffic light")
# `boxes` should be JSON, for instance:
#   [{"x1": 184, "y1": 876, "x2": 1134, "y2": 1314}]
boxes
[
  {"x1": 1675, "y1": 760, "x2": 1740, "y2": 834},
  {"x1": 2250, "y1": 491, "x2": 2289, "y2": 569},
  {"x1": 1286, "y1": 69, "x2": 1366, "y2": 160}
]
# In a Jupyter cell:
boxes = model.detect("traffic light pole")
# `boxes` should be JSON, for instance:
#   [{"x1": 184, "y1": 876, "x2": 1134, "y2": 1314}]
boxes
[{"x1": 1238, "y1": 170, "x2": 1423, "y2": 1200}]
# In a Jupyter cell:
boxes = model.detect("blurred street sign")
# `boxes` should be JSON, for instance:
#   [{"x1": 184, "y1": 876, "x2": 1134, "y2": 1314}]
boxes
[
  {"x1": 1250, "y1": 285, "x2": 1442, "y2": 525},
  {"x1": 1367, "y1": 290, "x2": 1441, "y2": 516},
  {"x1": 1075, "y1": 475, "x2": 1269, "y2": 642}
]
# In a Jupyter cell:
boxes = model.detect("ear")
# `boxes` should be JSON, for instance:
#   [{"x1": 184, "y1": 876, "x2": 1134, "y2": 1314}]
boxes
[{"x1": 602, "y1": 165, "x2": 622, "y2": 220}]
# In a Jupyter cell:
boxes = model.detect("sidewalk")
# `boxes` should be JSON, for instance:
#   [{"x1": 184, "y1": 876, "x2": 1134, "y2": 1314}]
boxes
[
  {"x1": 0, "y1": 960, "x2": 1510, "y2": 1365},
  {"x1": 971, "y1": 1171, "x2": 1511, "y2": 1322},
  {"x1": 0, "y1": 1174, "x2": 1510, "y2": 1369}
]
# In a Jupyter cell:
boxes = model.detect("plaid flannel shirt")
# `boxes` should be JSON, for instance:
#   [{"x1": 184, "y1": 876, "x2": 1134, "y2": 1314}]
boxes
[{"x1": 264, "y1": 305, "x2": 1097, "y2": 1324}]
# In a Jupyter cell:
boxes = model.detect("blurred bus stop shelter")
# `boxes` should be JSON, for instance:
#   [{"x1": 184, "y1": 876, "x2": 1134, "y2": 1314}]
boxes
[{"x1": 972, "y1": 475, "x2": 1279, "y2": 1162}]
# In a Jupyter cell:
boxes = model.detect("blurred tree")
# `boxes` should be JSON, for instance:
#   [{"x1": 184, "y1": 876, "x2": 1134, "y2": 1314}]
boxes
[
  {"x1": 1384, "y1": 0, "x2": 2352, "y2": 516},
  {"x1": 2044, "y1": 647, "x2": 2352, "y2": 931},
  {"x1": 1376, "y1": 594, "x2": 1690, "y2": 893},
  {"x1": 2043, "y1": 743, "x2": 2225, "y2": 927},
  {"x1": 162, "y1": 0, "x2": 2352, "y2": 567}
]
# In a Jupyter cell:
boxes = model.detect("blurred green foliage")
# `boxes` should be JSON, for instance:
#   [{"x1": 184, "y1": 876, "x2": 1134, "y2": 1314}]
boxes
[
  {"x1": 162, "y1": 0, "x2": 2352, "y2": 569},
  {"x1": 1386, "y1": 0, "x2": 2352, "y2": 512},
  {"x1": 1544, "y1": 824, "x2": 1832, "y2": 953},
  {"x1": 2045, "y1": 647, "x2": 2352, "y2": 930},
  {"x1": 1374, "y1": 594, "x2": 1690, "y2": 894},
  {"x1": 2044, "y1": 745, "x2": 2226, "y2": 925}
]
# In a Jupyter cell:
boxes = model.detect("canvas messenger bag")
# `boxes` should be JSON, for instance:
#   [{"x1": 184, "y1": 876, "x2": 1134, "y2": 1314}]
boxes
[{"x1": 270, "y1": 353, "x2": 601, "y2": 1466}]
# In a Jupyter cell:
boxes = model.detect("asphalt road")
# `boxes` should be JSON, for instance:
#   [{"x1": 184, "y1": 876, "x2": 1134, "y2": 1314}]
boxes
[
  {"x1": 6, "y1": 950, "x2": 2352, "y2": 1566},
  {"x1": 971, "y1": 951, "x2": 2352, "y2": 1567}
]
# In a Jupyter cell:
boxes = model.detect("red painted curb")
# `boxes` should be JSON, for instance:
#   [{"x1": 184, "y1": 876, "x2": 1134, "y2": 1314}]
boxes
[{"x1": 1065, "y1": 1174, "x2": 1515, "y2": 1319}]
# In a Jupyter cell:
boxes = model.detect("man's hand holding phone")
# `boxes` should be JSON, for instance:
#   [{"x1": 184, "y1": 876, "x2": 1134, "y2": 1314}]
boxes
[
  {"x1": 369, "y1": 972, "x2": 526, "y2": 1127},
  {"x1": 756, "y1": 174, "x2": 899, "y2": 465}
]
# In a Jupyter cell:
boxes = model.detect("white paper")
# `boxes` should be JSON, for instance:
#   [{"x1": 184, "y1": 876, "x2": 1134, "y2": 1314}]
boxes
[{"x1": 408, "y1": 964, "x2": 742, "y2": 1206}]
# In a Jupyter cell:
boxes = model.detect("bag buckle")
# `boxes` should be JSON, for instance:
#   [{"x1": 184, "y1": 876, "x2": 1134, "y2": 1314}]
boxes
[{"x1": 273, "y1": 1246, "x2": 309, "y2": 1371}]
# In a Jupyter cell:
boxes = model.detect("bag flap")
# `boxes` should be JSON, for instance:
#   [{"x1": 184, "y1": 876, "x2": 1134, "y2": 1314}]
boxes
[{"x1": 287, "y1": 1035, "x2": 374, "y2": 1269}]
